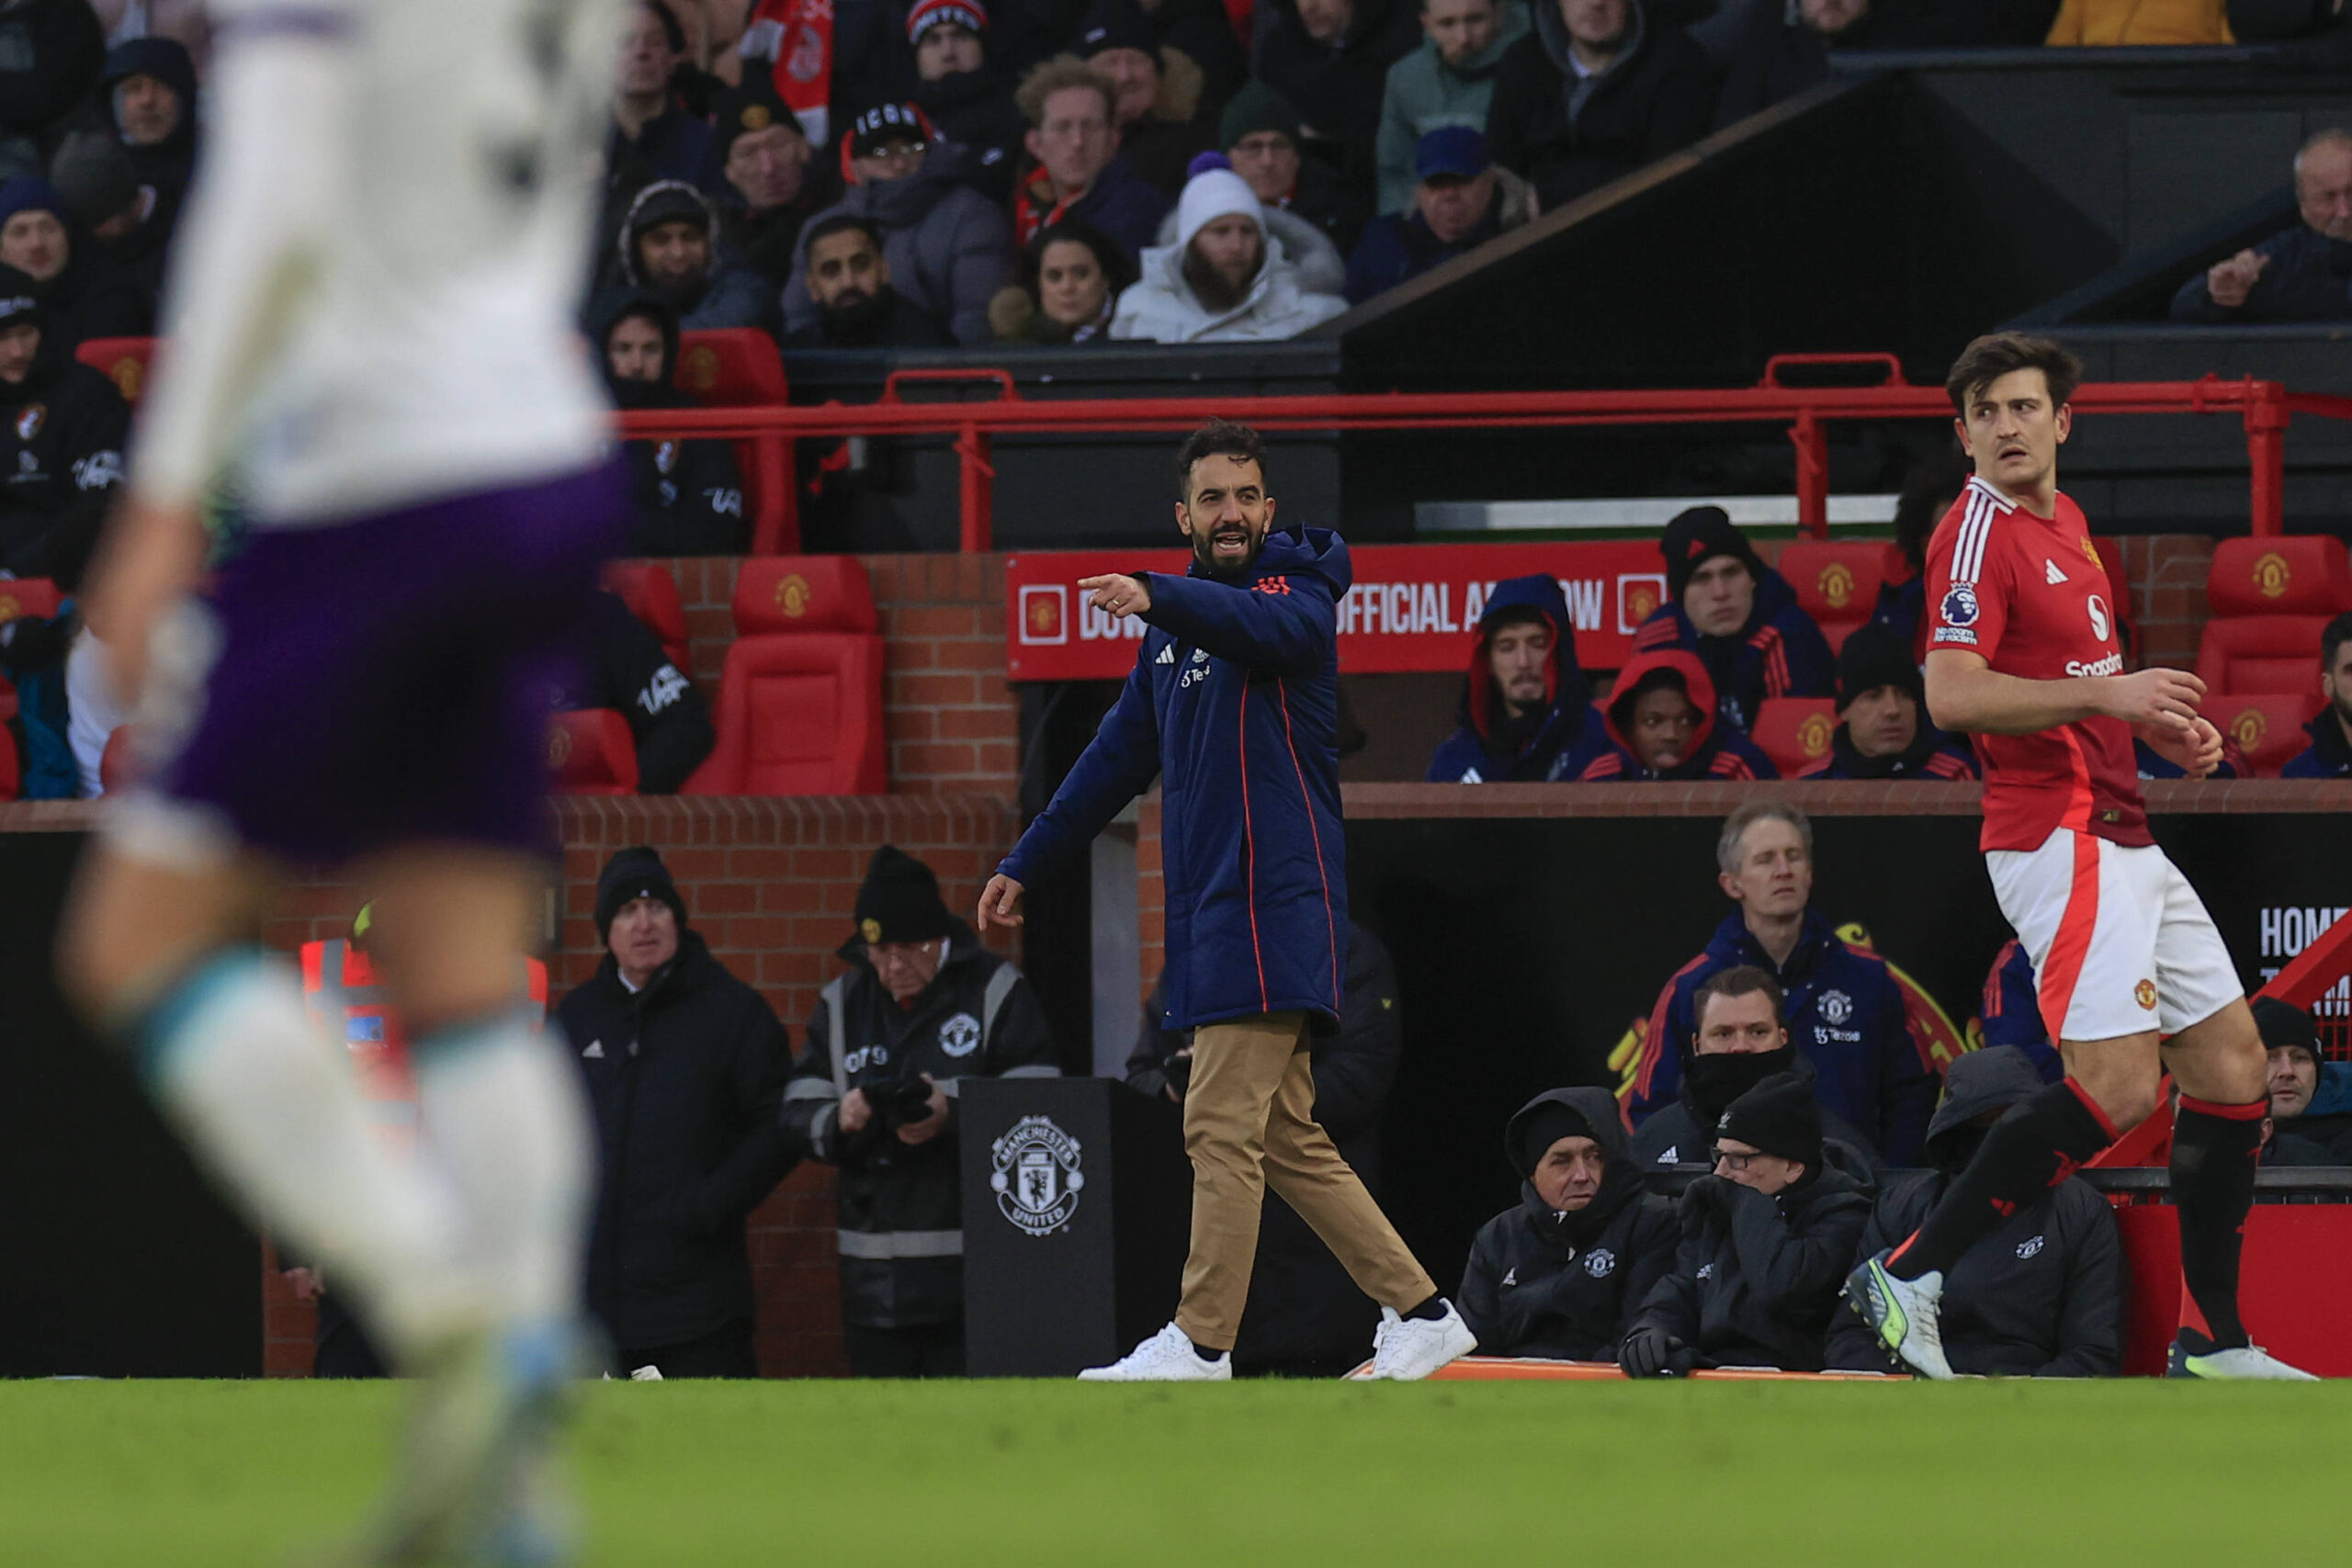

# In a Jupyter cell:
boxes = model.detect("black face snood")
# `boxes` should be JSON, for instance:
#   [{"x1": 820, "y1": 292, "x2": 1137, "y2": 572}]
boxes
[{"x1": 1682, "y1": 1045, "x2": 1797, "y2": 1134}]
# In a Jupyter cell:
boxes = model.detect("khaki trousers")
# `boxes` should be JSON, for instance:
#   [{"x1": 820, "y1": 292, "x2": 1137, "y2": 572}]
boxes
[{"x1": 1173, "y1": 1010, "x2": 1435, "y2": 1352}]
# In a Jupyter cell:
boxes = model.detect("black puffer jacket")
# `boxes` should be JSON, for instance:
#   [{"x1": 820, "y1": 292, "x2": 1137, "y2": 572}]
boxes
[
  {"x1": 1485, "y1": 0, "x2": 1717, "y2": 211},
  {"x1": 558, "y1": 591, "x2": 717, "y2": 795},
  {"x1": 561, "y1": 932, "x2": 798, "y2": 1348},
  {"x1": 1459, "y1": 1087, "x2": 1680, "y2": 1361},
  {"x1": 786, "y1": 925, "x2": 1058, "y2": 1328},
  {"x1": 1825, "y1": 1047, "x2": 2125, "y2": 1377},
  {"x1": 1625, "y1": 1144, "x2": 1871, "y2": 1371},
  {"x1": 0, "y1": 277, "x2": 128, "y2": 582},
  {"x1": 1126, "y1": 920, "x2": 1402, "y2": 1372}
]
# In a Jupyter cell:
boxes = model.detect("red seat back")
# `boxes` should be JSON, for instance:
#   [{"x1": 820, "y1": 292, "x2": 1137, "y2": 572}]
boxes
[
  {"x1": 1777, "y1": 541, "x2": 1897, "y2": 653},
  {"x1": 1751, "y1": 696, "x2": 1838, "y2": 776},
  {"x1": 0, "y1": 578, "x2": 62, "y2": 627},
  {"x1": 684, "y1": 634, "x2": 887, "y2": 795},
  {"x1": 2208, "y1": 693, "x2": 2324, "y2": 777},
  {"x1": 734, "y1": 556, "x2": 877, "y2": 635},
  {"x1": 549, "y1": 709, "x2": 639, "y2": 795},
  {"x1": 0, "y1": 722, "x2": 17, "y2": 801},
  {"x1": 2196, "y1": 615, "x2": 2331, "y2": 697},
  {"x1": 2207, "y1": 537, "x2": 2352, "y2": 618},
  {"x1": 673, "y1": 330, "x2": 788, "y2": 406},
  {"x1": 602, "y1": 561, "x2": 692, "y2": 673},
  {"x1": 74, "y1": 337, "x2": 157, "y2": 404}
]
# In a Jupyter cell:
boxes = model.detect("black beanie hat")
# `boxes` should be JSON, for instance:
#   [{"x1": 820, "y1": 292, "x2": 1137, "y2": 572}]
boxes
[
  {"x1": 1835, "y1": 618, "x2": 1924, "y2": 715},
  {"x1": 1078, "y1": 0, "x2": 1159, "y2": 60},
  {"x1": 595, "y1": 846, "x2": 688, "y2": 942},
  {"x1": 1511, "y1": 1100, "x2": 1597, "y2": 1179},
  {"x1": 1717, "y1": 1071, "x2": 1823, "y2": 1168},
  {"x1": 854, "y1": 845, "x2": 956, "y2": 946},
  {"x1": 1660, "y1": 505, "x2": 1765, "y2": 604},
  {"x1": 2252, "y1": 997, "x2": 2321, "y2": 1065}
]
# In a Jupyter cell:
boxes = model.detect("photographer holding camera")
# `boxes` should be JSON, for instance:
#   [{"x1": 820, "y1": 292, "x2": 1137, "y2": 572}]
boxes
[{"x1": 786, "y1": 847, "x2": 1060, "y2": 1377}]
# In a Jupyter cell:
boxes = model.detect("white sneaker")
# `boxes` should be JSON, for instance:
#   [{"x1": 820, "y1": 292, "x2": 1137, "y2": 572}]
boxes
[
  {"x1": 1844, "y1": 1253, "x2": 1954, "y2": 1382},
  {"x1": 2167, "y1": 1340, "x2": 2320, "y2": 1381},
  {"x1": 1366, "y1": 1301, "x2": 1476, "y2": 1381},
  {"x1": 1077, "y1": 1322, "x2": 1232, "y2": 1382}
]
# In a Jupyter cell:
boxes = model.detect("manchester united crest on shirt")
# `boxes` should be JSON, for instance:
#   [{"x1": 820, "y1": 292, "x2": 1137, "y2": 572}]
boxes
[
  {"x1": 989, "y1": 1115, "x2": 1083, "y2": 1236},
  {"x1": 1584, "y1": 1247, "x2": 1616, "y2": 1279},
  {"x1": 938, "y1": 1010, "x2": 981, "y2": 1057},
  {"x1": 1817, "y1": 988, "x2": 1853, "y2": 1025}
]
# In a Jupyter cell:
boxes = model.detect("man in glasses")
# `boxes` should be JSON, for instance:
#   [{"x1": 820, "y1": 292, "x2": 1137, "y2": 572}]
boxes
[{"x1": 1618, "y1": 1072, "x2": 1871, "y2": 1376}]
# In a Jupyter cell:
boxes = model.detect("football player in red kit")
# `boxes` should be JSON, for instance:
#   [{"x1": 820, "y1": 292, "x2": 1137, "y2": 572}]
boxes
[{"x1": 1845, "y1": 333, "x2": 2312, "y2": 1381}]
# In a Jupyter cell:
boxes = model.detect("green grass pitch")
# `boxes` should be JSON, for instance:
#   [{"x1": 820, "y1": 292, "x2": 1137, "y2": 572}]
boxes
[{"x1": 2, "y1": 1378, "x2": 2340, "y2": 1565}]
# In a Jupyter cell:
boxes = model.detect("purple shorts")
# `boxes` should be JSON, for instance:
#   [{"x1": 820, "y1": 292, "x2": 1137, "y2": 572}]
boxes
[{"x1": 149, "y1": 466, "x2": 622, "y2": 864}]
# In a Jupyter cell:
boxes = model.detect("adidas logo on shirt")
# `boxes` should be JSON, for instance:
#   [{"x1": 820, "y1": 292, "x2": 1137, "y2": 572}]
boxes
[
  {"x1": 2045, "y1": 559, "x2": 2069, "y2": 585},
  {"x1": 582, "y1": 1040, "x2": 605, "y2": 1059},
  {"x1": 1156, "y1": 645, "x2": 1176, "y2": 664}
]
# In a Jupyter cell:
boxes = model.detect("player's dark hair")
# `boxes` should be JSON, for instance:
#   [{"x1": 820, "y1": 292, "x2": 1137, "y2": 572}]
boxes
[
  {"x1": 1944, "y1": 332, "x2": 2083, "y2": 416},
  {"x1": 1695, "y1": 965, "x2": 1786, "y2": 1030},
  {"x1": 1175, "y1": 419, "x2": 1266, "y2": 501},
  {"x1": 2324, "y1": 611, "x2": 2352, "y2": 671},
  {"x1": 802, "y1": 213, "x2": 886, "y2": 262},
  {"x1": 639, "y1": 0, "x2": 688, "y2": 55}
]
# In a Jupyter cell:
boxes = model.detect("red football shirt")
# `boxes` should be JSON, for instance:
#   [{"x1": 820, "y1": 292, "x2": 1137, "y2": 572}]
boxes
[{"x1": 1924, "y1": 474, "x2": 2151, "y2": 852}]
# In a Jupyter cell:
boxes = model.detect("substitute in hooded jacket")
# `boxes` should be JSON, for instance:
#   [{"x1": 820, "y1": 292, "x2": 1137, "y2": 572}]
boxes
[
  {"x1": 99, "y1": 37, "x2": 199, "y2": 245},
  {"x1": 594, "y1": 292, "x2": 748, "y2": 558},
  {"x1": 785, "y1": 847, "x2": 1058, "y2": 1377},
  {"x1": 1428, "y1": 570, "x2": 1608, "y2": 782},
  {"x1": 562, "y1": 849, "x2": 798, "y2": 1376},
  {"x1": 1486, "y1": 0, "x2": 1716, "y2": 212},
  {"x1": 1795, "y1": 619, "x2": 1978, "y2": 782},
  {"x1": 1573, "y1": 647, "x2": 1779, "y2": 782},
  {"x1": 1632, "y1": 505, "x2": 1835, "y2": 734},
  {"x1": 1460, "y1": 1087, "x2": 1679, "y2": 1359},
  {"x1": 1826, "y1": 1047, "x2": 2124, "y2": 1376},
  {"x1": 0, "y1": 274, "x2": 127, "y2": 582},
  {"x1": 1127, "y1": 920, "x2": 1403, "y2": 1374},
  {"x1": 1376, "y1": 0, "x2": 1531, "y2": 213},
  {"x1": 600, "y1": 179, "x2": 782, "y2": 335},
  {"x1": 1620, "y1": 1073, "x2": 1871, "y2": 1374},
  {"x1": 1112, "y1": 166, "x2": 1348, "y2": 343},
  {"x1": 1630, "y1": 965, "x2": 1883, "y2": 1176},
  {"x1": 1624, "y1": 800, "x2": 1935, "y2": 1165},
  {"x1": 782, "y1": 106, "x2": 1016, "y2": 345},
  {"x1": 559, "y1": 592, "x2": 718, "y2": 795}
]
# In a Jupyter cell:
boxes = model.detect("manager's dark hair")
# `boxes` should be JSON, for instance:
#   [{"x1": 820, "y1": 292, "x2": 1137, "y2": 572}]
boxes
[
  {"x1": 2324, "y1": 611, "x2": 2352, "y2": 671},
  {"x1": 1693, "y1": 965, "x2": 1786, "y2": 1031},
  {"x1": 802, "y1": 213, "x2": 886, "y2": 262},
  {"x1": 1175, "y1": 419, "x2": 1265, "y2": 499},
  {"x1": 1944, "y1": 332, "x2": 2083, "y2": 417},
  {"x1": 639, "y1": 0, "x2": 688, "y2": 54}
]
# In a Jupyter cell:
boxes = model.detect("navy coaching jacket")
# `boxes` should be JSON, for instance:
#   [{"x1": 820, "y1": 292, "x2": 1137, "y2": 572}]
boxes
[{"x1": 1000, "y1": 528, "x2": 1351, "y2": 1031}]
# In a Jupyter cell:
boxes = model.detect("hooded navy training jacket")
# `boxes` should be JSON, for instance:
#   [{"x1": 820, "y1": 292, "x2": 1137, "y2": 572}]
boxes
[
  {"x1": 1426, "y1": 572, "x2": 1610, "y2": 784},
  {"x1": 1630, "y1": 565, "x2": 1835, "y2": 734},
  {"x1": 1000, "y1": 527, "x2": 1351, "y2": 1031}
]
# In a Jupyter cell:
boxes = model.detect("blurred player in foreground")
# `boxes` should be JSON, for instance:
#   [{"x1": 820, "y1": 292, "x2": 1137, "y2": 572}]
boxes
[
  {"x1": 55, "y1": 0, "x2": 630, "y2": 1559},
  {"x1": 1844, "y1": 333, "x2": 2312, "y2": 1382}
]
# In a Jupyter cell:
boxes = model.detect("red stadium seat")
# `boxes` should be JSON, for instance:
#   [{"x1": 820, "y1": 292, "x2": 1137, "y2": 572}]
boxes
[
  {"x1": 602, "y1": 561, "x2": 692, "y2": 673},
  {"x1": 74, "y1": 337, "x2": 157, "y2": 404},
  {"x1": 673, "y1": 330, "x2": 788, "y2": 405},
  {"x1": 2206, "y1": 536, "x2": 2352, "y2": 618},
  {"x1": 2208, "y1": 693, "x2": 2324, "y2": 777},
  {"x1": 0, "y1": 722, "x2": 17, "y2": 801},
  {"x1": 732, "y1": 555, "x2": 878, "y2": 635},
  {"x1": 548, "y1": 709, "x2": 639, "y2": 795},
  {"x1": 0, "y1": 578, "x2": 62, "y2": 626},
  {"x1": 684, "y1": 557, "x2": 887, "y2": 795},
  {"x1": 2196, "y1": 615, "x2": 2332, "y2": 699},
  {"x1": 98, "y1": 726, "x2": 135, "y2": 795},
  {"x1": 1777, "y1": 541, "x2": 1899, "y2": 653},
  {"x1": 1751, "y1": 696, "x2": 1838, "y2": 776}
]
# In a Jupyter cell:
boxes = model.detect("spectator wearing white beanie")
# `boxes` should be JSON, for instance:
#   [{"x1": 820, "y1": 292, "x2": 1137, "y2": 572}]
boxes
[{"x1": 1110, "y1": 157, "x2": 1347, "y2": 343}]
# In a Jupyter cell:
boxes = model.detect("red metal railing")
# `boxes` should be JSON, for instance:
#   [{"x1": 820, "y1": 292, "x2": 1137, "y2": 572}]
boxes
[{"x1": 616, "y1": 354, "x2": 2327, "y2": 554}]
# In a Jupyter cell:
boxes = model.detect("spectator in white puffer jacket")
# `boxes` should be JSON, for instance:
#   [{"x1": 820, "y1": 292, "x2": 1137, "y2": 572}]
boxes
[{"x1": 1110, "y1": 165, "x2": 1346, "y2": 344}]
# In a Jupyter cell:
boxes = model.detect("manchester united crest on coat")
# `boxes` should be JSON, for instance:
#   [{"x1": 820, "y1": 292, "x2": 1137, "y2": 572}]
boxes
[{"x1": 989, "y1": 1114, "x2": 1083, "y2": 1236}]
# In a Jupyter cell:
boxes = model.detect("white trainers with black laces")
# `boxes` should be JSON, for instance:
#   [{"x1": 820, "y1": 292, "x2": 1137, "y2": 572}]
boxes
[
  {"x1": 1077, "y1": 1322, "x2": 1232, "y2": 1382},
  {"x1": 1366, "y1": 1300, "x2": 1477, "y2": 1381}
]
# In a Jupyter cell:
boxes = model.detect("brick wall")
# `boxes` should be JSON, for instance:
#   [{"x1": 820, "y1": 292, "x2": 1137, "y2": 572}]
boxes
[
  {"x1": 248, "y1": 794, "x2": 1023, "y2": 1379},
  {"x1": 652, "y1": 553, "x2": 1019, "y2": 797}
]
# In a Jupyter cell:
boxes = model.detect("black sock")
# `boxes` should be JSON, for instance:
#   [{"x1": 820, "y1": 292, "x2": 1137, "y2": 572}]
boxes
[
  {"x1": 1888, "y1": 1079, "x2": 2116, "y2": 1280},
  {"x1": 1403, "y1": 1293, "x2": 1447, "y2": 1322},
  {"x1": 1189, "y1": 1338, "x2": 1227, "y2": 1361},
  {"x1": 2171, "y1": 1095, "x2": 2263, "y2": 1351}
]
